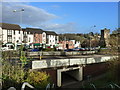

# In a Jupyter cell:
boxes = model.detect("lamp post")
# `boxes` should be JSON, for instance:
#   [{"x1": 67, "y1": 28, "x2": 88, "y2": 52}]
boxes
[
  {"x1": 89, "y1": 25, "x2": 96, "y2": 50},
  {"x1": 13, "y1": 8, "x2": 24, "y2": 44}
]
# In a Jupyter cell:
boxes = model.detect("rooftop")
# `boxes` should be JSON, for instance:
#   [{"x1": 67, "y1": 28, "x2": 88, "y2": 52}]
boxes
[
  {"x1": 0, "y1": 23, "x2": 21, "y2": 30},
  {"x1": 45, "y1": 31, "x2": 57, "y2": 35}
]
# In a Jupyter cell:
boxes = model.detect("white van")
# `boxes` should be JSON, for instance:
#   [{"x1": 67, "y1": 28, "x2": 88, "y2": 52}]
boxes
[{"x1": 1, "y1": 43, "x2": 14, "y2": 51}]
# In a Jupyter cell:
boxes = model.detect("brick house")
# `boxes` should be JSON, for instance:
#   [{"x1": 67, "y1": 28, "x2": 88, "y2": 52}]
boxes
[
  {"x1": 59, "y1": 40, "x2": 74, "y2": 50},
  {"x1": 23, "y1": 28, "x2": 45, "y2": 48}
]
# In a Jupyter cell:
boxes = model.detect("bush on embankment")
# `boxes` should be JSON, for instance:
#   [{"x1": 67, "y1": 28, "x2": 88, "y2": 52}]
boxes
[
  {"x1": 25, "y1": 70, "x2": 50, "y2": 89},
  {"x1": 108, "y1": 57, "x2": 120, "y2": 84},
  {"x1": 2, "y1": 60, "x2": 51, "y2": 89}
]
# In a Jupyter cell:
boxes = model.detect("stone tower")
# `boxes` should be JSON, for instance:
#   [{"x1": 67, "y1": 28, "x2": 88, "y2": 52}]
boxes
[{"x1": 100, "y1": 28, "x2": 110, "y2": 47}]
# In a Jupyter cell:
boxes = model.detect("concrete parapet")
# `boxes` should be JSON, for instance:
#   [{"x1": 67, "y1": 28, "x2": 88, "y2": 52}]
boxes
[{"x1": 32, "y1": 56, "x2": 117, "y2": 69}]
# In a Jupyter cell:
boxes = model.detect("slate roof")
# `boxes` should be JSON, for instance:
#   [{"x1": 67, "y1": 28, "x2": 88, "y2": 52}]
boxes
[
  {"x1": 23, "y1": 28, "x2": 57, "y2": 35},
  {"x1": 45, "y1": 31, "x2": 57, "y2": 35},
  {"x1": 24, "y1": 28, "x2": 44, "y2": 34},
  {"x1": 0, "y1": 23, "x2": 21, "y2": 30},
  {"x1": 0, "y1": 23, "x2": 57, "y2": 35}
]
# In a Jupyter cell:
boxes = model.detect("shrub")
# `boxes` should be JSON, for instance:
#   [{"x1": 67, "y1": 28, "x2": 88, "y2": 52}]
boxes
[
  {"x1": 2, "y1": 60, "x2": 25, "y2": 89},
  {"x1": 25, "y1": 70, "x2": 50, "y2": 88},
  {"x1": 108, "y1": 58, "x2": 120, "y2": 84}
]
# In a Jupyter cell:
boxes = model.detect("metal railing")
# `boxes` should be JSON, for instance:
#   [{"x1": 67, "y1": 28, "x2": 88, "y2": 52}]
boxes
[
  {"x1": 90, "y1": 83, "x2": 97, "y2": 90},
  {"x1": 7, "y1": 82, "x2": 55, "y2": 90}
]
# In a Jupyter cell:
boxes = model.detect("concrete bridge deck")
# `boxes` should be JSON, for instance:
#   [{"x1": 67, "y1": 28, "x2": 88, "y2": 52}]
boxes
[{"x1": 32, "y1": 55, "x2": 117, "y2": 69}]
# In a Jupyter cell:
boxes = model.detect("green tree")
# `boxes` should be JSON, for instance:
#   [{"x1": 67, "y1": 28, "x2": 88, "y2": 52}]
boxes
[{"x1": 19, "y1": 45, "x2": 27, "y2": 67}]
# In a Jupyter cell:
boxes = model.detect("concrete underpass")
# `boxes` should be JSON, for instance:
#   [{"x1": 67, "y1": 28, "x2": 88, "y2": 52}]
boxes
[
  {"x1": 57, "y1": 66, "x2": 83, "y2": 87},
  {"x1": 32, "y1": 55, "x2": 117, "y2": 87},
  {"x1": 62, "y1": 69, "x2": 81, "y2": 86}
]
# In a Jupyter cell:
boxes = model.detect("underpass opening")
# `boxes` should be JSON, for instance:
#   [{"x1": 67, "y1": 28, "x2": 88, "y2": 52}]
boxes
[
  {"x1": 62, "y1": 69, "x2": 80, "y2": 86},
  {"x1": 57, "y1": 66, "x2": 83, "y2": 87}
]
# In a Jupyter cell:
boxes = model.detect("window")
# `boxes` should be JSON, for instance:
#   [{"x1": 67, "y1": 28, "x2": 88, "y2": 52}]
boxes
[
  {"x1": 8, "y1": 30, "x2": 12, "y2": 35},
  {"x1": 8, "y1": 37, "x2": 12, "y2": 43}
]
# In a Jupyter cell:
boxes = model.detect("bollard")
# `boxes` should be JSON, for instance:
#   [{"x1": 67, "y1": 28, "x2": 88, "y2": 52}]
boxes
[{"x1": 40, "y1": 53, "x2": 42, "y2": 60}]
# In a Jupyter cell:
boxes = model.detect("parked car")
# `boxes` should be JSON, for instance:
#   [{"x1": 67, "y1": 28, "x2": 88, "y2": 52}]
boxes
[
  {"x1": 73, "y1": 47, "x2": 80, "y2": 51},
  {"x1": 29, "y1": 47, "x2": 43, "y2": 52},
  {"x1": 64, "y1": 49, "x2": 75, "y2": 52},
  {"x1": 30, "y1": 48, "x2": 40, "y2": 52},
  {"x1": 1, "y1": 44, "x2": 14, "y2": 51},
  {"x1": 84, "y1": 48, "x2": 90, "y2": 51},
  {"x1": 78, "y1": 48, "x2": 86, "y2": 51}
]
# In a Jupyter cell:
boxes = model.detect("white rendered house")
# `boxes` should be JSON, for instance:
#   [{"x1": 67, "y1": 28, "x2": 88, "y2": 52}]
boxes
[
  {"x1": 45, "y1": 31, "x2": 59, "y2": 48},
  {"x1": 0, "y1": 23, "x2": 23, "y2": 49}
]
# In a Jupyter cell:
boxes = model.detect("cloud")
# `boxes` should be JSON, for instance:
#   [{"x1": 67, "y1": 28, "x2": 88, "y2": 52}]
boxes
[
  {"x1": 39, "y1": 22, "x2": 79, "y2": 33},
  {"x1": 1, "y1": 2, "x2": 79, "y2": 34},
  {"x1": 2, "y1": 2, "x2": 57, "y2": 26}
]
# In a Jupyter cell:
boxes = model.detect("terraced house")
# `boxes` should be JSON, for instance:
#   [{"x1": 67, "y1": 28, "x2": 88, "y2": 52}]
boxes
[
  {"x1": 23, "y1": 28, "x2": 59, "y2": 48},
  {"x1": 0, "y1": 23, "x2": 59, "y2": 49},
  {"x1": 0, "y1": 23, "x2": 23, "y2": 50},
  {"x1": 45, "y1": 31, "x2": 59, "y2": 48}
]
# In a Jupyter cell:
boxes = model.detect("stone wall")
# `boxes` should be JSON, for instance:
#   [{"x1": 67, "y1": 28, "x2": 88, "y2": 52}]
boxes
[{"x1": 100, "y1": 28, "x2": 110, "y2": 47}]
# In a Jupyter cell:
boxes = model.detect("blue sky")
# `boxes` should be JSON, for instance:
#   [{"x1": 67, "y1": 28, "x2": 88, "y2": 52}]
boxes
[{"x1": 2, "y1": 2, "x2": 118, "y2": 34}]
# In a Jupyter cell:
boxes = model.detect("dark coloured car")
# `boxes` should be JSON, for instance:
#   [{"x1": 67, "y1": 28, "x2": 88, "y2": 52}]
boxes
[
  {"x1": 78, "y1": 48, "x2": 86, "y2": 51},
  {"x1": 29, "y1": 48, "x2": 40, "y2": 52},
  {"x1": 84, "y1": 48, "x2": 90, "y2": 51},
  {"x1": 64, "y1": 49, "x2": 75, "y2": 52},
  {"x1": 73, "y1": 47, "x2": 80, "y2": 51}
]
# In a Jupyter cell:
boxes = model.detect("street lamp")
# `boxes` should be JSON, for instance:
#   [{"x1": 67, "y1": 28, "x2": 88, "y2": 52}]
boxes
[
  {"x1": 89, "y1": 25, "x2": 96, "y2": 50},
  {"x1": 13, "y1": 8, "x2": 24, "y2": 43}
]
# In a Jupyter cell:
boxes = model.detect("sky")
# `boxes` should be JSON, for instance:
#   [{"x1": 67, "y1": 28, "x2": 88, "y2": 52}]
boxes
[{"x1": 1, "y1": 1, "x2": 118, "y2": 34}]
